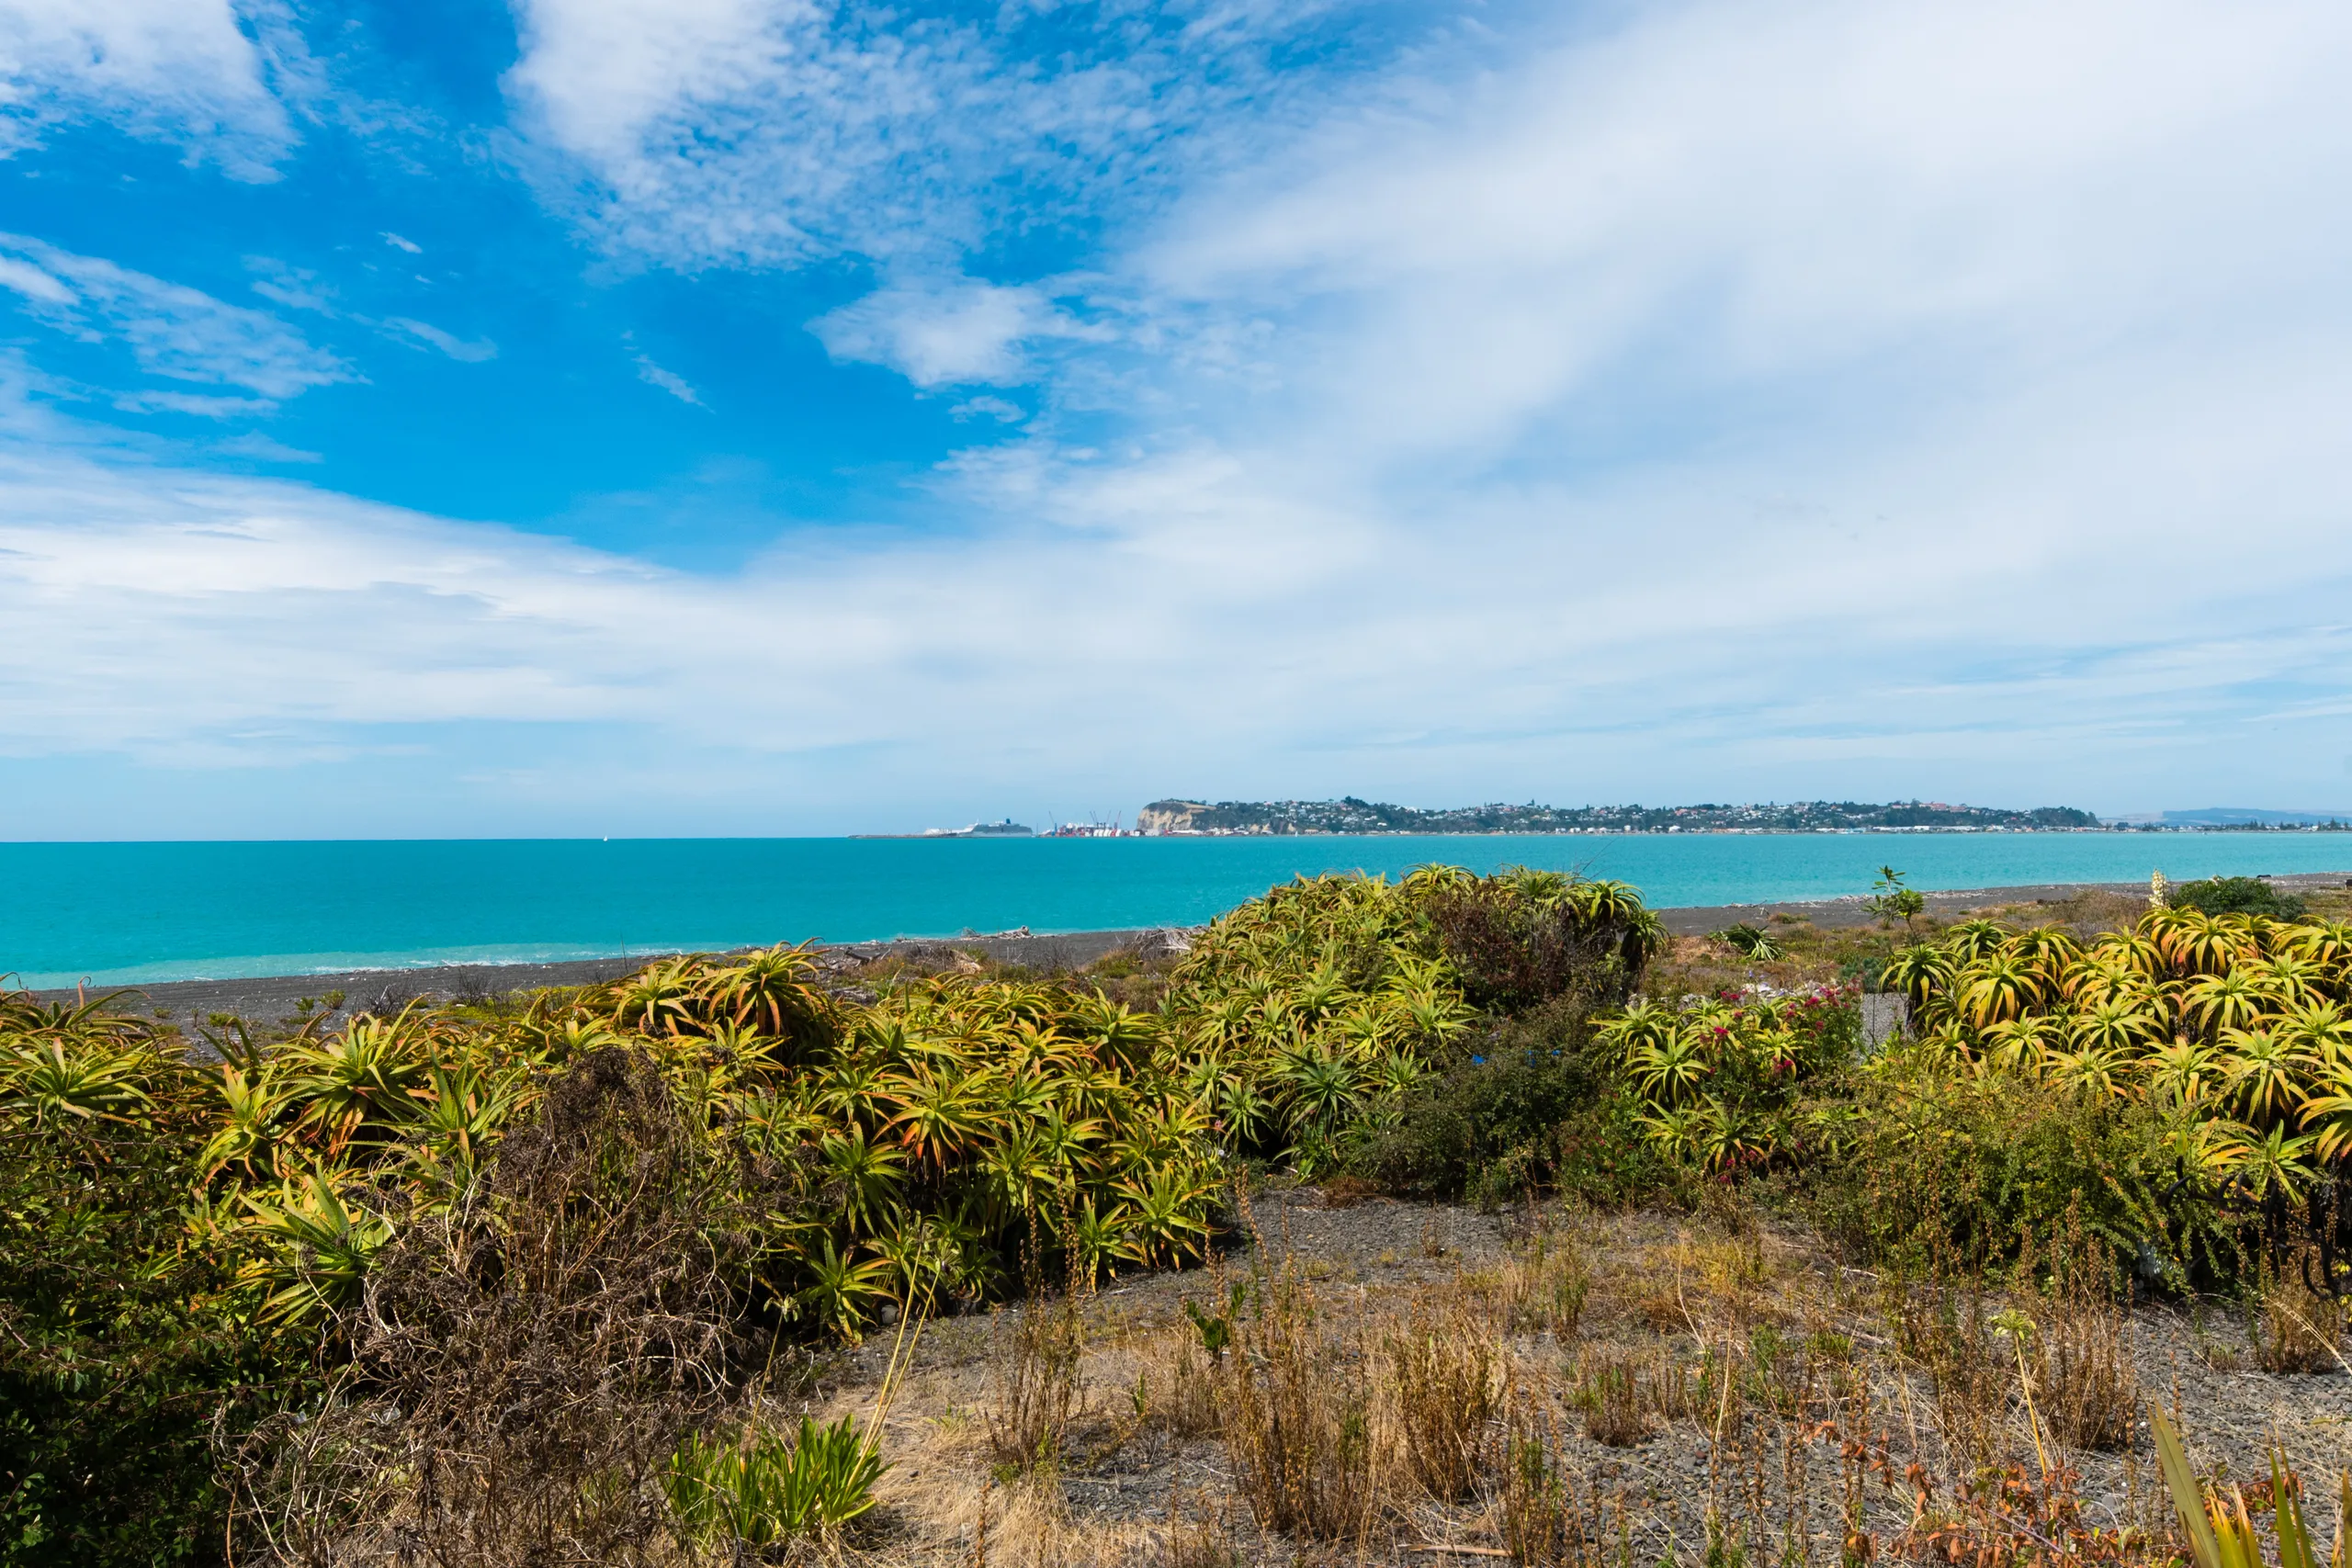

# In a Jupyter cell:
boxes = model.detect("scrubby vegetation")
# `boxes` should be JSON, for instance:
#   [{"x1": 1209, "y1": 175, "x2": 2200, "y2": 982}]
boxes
[{"x1": 5, "y1": 867, "x2": 2350, "y2": 1565}]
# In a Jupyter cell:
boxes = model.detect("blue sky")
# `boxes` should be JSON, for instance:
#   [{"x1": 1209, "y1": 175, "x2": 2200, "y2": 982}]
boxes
[{"x1": 4, "y1": 0, "x2": 2352, "y2": 837}]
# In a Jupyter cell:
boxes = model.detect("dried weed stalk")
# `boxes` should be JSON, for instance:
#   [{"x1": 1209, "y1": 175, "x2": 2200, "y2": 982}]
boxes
[
  {"x1": 236, "y1": 1047, "x2": 768, "y2": 1567},
  {"x1": 1138, "y1": 1326, "x2": 1221, "y2": 1439},
  {"x1": 1155, "y1": 1486, "x2": 1237, "y2": 1568},
  {"x1": 1384, "y1": 1299, "x2": 1502, "y2": 1502},
  {"x1": 1487, "y1": 1222, "x2": 1592, "y2": 1341},
  {"x1": 1894, "y1": 1258, "x2": 2012, "y2": 1476},
  {"x1": 1575, "y1": 1349, "x2": 1657, "y2": 1448},
  {"x1": 2016, "y1": 1220, "x2": 2140, "y2": 1451},
  {"x1": 988, "y1": 1286, "x2": 1085, "y2": 1474},
  {"x1": 2256, "y1": 1247, "x2": 2346, "y2": 1375},
  {"x1": 1214, "y1": 1257, "x2": 1380, "y2": 1542},
  {"x1": 1501, "y1": 1404, "x2": 1593, "y2": 1568}
]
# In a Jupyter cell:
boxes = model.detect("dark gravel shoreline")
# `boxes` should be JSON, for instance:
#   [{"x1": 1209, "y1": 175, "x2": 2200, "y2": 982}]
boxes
[
  {"x1": 30, "y1": 872, "x2": 2352, "y2": 1025},
  {"x1": 30, "y1": 929, "x2": 1161, "y2": 1025}
]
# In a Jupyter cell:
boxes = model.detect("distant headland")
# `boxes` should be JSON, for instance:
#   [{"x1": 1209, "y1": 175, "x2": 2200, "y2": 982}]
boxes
[
  {"x1": 1133, "y1": 797, "x2": 2102, "y2": 835},
  {"x1": 849, "y1": 799, "x2": 2352, "y2": 840}
]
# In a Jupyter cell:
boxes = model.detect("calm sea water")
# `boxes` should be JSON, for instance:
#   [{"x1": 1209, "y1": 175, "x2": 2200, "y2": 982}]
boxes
[{"x1": 7, "y1": 833, "x2": 2351, "y2": 987}]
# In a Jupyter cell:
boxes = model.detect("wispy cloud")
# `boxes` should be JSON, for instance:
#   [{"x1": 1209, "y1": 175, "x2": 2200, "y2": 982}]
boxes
[
  {"x1": 632, "y1": 351, "x2": 704, "y2": 407},
  {"x1": 811, "y1": 280, "x2": 1099, "y2": 388},
  {"x1": 0, "y1": 0, "x2": 306, "y2": 177},
  {"x1": 112, "y1": 389, "x2": 278, "y2": 419},
  {"x1": 244, "y1": 260, "x2": 501, "y2": 367},
  {"x1": 0, "y1": 232, "x2": 348, "y2": 397},
  {"x1": 215, "y1": 431, "x2": 321, "y2": 462},
  {"x1": 383, "y1": 316, "x2": 497, "y2": 363},
  {"x1": 502, "y1": 0, "x2": 1356, "y2": 271}
]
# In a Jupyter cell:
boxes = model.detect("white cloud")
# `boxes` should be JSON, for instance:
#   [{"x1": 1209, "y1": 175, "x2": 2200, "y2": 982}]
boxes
[
  {"x1": 0, "y1": 232, "x2": 348, "y2": 397},
  {"x1": 632, "y1": 351, "x2": 705, "y2": 406},
  {"x1": 215, "y1": 432, "x2": 320, "y2": 462},
  {"x1": 0, "y1": 250, "x2": 71, "y2": 305},
  {"x1": 811, "y1": 281, "x2": 1092, "y2": 387},
  {"x1": 500, "y1": 0, "x2": 1337, "y2": 270},
  {"x1": 112, "y1": 389, "x2": 278, "y2": 419},
  {"x1": 381, "y1": 231, "x2": 422, "y2": 254},
  {"x1": 383, "y1": 316, "x2": 498, "y2": 363},
  {"x1": 0, "y1": 0, "x2": 302, "y2": 176},
  {"x1": 1130, "y1": 0, "x2": 2352, "y2": 472}
]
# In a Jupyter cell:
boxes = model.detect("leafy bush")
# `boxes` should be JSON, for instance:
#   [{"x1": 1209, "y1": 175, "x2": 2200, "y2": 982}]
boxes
[
  {"x1": 1351, "y1": 998, "x2": 1645, "y2": 1202},
  {"x1": 1423, "y1": 872, "x2": 1660, "y2": 1012},
  {"x1": 1712, "y1": 923, "x2": 1784, "y2": 961},
  {"x1": 1598, "y1": 983, "x2": 1862, "y2": 1178},
  {"x1": 1876, "y1": 903, "x2": 2352, "y2": 1279},
  {"x1": 234, "y1": 1048, "x2": 769, "y2": 1566},
  {"x1": 0, "y1": 1003, "x2": 301, "y2": 1567},
  {"x1": 1805, "y1": 1047, "x2": 2232, "y2": 1284},
  {"x1": 2167, "y1": 875, "x2": 2307, "y2": 920}
]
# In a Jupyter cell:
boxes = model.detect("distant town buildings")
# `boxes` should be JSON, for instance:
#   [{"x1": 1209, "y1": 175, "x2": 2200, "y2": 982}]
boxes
[
  {"x1": 1133, "y1": 797, "x2": 2104, "y2": 835},
  {"x1": 867, "y1": 800, "x2": 2349, "y2": 840}
]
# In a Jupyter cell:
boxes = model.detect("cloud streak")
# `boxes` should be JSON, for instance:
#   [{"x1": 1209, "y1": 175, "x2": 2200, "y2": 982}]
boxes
[{"x1": 0, "y1": 232, "x2": 348, "y2": 397}]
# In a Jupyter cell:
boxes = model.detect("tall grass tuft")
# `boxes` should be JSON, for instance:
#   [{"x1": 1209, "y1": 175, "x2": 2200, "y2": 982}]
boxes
[
  {"x1": 988, "y1": 1287, "x2": 1085, "y2": 1475},
  {"x1": 1213, "y1": 1258, "x2": 1380, "y2": 1542},
  {"x1": 1575, "y1": 1350, "x2": 1657, "y2": 1448},
  {"x1": 1500, "y1": 1404, "x2": 1585, "y2": 1568},
  {"x1": 2016, "y1": 1215, "x2": 2140, "y2": 1451},
  {"x1": 1385, "y1": 1300, "x2": 1502, "y2": 1501}
]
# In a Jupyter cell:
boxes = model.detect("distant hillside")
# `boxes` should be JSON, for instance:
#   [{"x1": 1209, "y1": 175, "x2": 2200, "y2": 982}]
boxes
[
  {"x1": 2159, "y1": 807, "x2": 2352, "y2": 828},
  {"x1": 1136, "y1": 797, "x2": 2099, "y2": 835}
]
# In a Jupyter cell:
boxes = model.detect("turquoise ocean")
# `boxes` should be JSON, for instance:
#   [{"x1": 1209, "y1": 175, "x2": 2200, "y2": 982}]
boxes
[{"x1": 8, "y1": 833, "x2": 2352, "y2": 988}]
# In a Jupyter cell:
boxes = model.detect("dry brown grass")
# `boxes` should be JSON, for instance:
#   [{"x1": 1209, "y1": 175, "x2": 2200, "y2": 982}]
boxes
[
  {"x1": 1213, "y1": 1258, "x2": 1380, "y2": 1543},
  {"x1": 2256, "y1": 1250, "x2": 2347, "y2": 1374},
  {"x1": 1573, "y1": 1348, "x2": 1657, "y2": 1448},
  {"x1": 1383, "y1": 1299, "x2": 1503, "y2": 1502},
  {"x1": 1887, "y1": 1258, "x2": 2016, "y2": 1477},
  {"x1": 988, "y1": 1290, "x2": 1086, "y2": 1474},
  {"x1": 1499, "y1": 1404, "x2": 1590, "y2": 1568},
  {"x1": 1153, "y1": 1488, "x2": 1238, "y2": 1568},
  {"x1": 1483, "y1": 1222, "x2": 1592, "y2": 1341},
  {"x1": 1135, "y1": 1324, "x2": 1221, "y2": 1439},
  {"x1": 2015, "y1": 1221, "x2": 2141, "y2": 1451}
]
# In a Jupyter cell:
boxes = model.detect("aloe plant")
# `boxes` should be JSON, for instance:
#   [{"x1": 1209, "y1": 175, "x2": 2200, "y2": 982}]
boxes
[
  {"x1": 665, "y1": 1414, "x2": 888, "y2": 1545},
  {"x1": 2152, "y1": 1408, "x2": 2349, "y2": 1568}
]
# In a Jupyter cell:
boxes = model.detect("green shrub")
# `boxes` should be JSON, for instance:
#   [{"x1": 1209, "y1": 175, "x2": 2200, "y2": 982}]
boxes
[
  {"x1": 1352, "y1": 1000, "x2": 1683, "y2": 1206},
  {"x1": 1711, "y1": 924, "x2": 1783, "y2": 961},
  {"x1": 1806, "y1": 1047, "x2": 2234, "y2": 1286},
  {"x1": 2165, "y1": 875, "x2": 2306, "y2": 919},
  {"x1": 1424, "y1": 873, "x2": 1659, "y2": 1013},
  {"x1": 0, "y1": 1055, "x2": 301, "y2": 1567}
]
